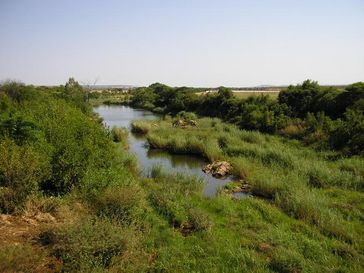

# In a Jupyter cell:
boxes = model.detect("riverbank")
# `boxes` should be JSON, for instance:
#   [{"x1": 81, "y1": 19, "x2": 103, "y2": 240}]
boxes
[
  {"x1": 94, "y1": 105, "x2": 236, "y2": 197},
  {"x1": 132, "y1": 116, "x2": 364, "y2": 256},
  {"x1": 1, "y1": 82, "x2": 363, "y2": 272}
]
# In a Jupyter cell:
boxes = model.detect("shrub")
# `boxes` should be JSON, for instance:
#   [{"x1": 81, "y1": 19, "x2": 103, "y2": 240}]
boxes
[
  {"x1": 176, "y1": 111, "x2": 197, "y2": 122},
  {"x1": 153, "y1": 106, "x2": 165, "y2": 114},
  {"x1": 188, "y1": 208, "x2": 212, "y2": 232},
  {"x1": 93, "y1": 184, "x2": 146, "y2": 224},
  {"x1": 0, "y1": 245, "x2": 48, "y2": 273},
  {"x1": 51, "y1": 218, "x2": 137, "y2": 271},
  {"x1": 110, "y1": 126, "x2": 128, "y2": 144},
  {"x1": 330, "y1": 109, "x2": 364, "y2": 155},
  {"x1": 0, "y1": 139, "x2": 50, "y2": 213},
  {"x1": 279, "y1": 123, "x2": 306, "y2": 138}
]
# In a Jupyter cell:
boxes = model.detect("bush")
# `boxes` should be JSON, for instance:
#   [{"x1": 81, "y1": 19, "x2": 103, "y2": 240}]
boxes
[
  {"x1": 0, "y1": 245, "x2": 49, "y2": 273},
  {"x1": 153, "y1": 106, "x2": 165, "y2": 114},
  {"x1": 0, "y1": 139, "x2": 50, "y2": 213},
  {"x1": 176, "y1": 111, "x2": 197, "y2": 122},
  {"x1": 51, "y1": 218, "x2": 138, "y2": 271},
  {"x1": 93, "y1": 184, "x2": 146, "y2": 224},
  {"x1": 110, "y1": 126, "x2": 128, "y2": 143},
  {"x1": 188, "y1": 208, "x2": 212, "y2": 232},
  {"x1": 330, "y1": 109, "x2": 364, "y2": 155}
]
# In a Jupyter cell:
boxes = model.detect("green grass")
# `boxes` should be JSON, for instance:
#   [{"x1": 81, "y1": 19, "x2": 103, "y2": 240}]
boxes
[
  {"x1": 140, "y1": 167, "x2": 364, "y2": 272},
  {"x1": 130, "y1": 116, "x2": 364, "y2": 271},
  {"x1": 2, "y1": 83, "x2": 363, "y2": 272},
  {"x1": 131, "y1": 120, "x2": 153, "y2": 134},
  {"x1": 110, "y1": 126, "x2": 129, "y2": 148}
]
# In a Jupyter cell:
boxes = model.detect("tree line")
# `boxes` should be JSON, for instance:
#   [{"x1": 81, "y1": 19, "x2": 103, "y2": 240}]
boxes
[{"x1": 130, "y1": 80, "x2": 364, "y2": 155}]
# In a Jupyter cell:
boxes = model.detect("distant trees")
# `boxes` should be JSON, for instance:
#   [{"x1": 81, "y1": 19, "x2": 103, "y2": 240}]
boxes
[
  {"x1": 330, "y1": 109, "x2": 364, "y2": 155},
  {"x1": 63, "y1": 77, "x2": 89, "y2": 113},
  {"x1": 278, "y1": 80, "x2": 364, "y2": 119},
  {"x1": 279, "y1": 80, "x2": 326, "y2": 118},
  {"x1": 130, "y1": 87, "x2": 156, "y2": 110},
  {"x1": 335, "y1": 82, "x2": 364, "y2": 114},
  {"x1": 129, "y1": 80, "x2": 364, "y2": 155}
]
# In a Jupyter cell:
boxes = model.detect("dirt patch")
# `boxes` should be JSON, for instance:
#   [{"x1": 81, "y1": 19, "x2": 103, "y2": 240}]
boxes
[
  {"x1": 0, "y1": 212, "x2": 63, "y2": 272},
  {"x1": 0, "y1": 212, "x2": 55, "y2": 246}
]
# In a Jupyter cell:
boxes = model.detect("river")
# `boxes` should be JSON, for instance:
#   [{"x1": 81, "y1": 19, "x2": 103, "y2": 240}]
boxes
[{"x1": 94, "y1": 105, "x2": 237, "y2": 197}]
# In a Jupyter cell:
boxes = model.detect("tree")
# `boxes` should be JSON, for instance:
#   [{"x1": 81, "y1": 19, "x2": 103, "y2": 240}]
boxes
[
  {"x1": 335, "y1": 82, "x2": 364, "y2": 114},
  {"x1": 63, "y1": 78, "x2": 89, "y2": 112}
]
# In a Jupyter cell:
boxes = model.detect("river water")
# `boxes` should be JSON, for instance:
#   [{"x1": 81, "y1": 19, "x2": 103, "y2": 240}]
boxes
[{"x1": 94, "y1": 105, "x2": 235, "y2": 197}]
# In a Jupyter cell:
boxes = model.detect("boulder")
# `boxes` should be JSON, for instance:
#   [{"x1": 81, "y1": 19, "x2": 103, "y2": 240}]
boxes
[
  {"x1": 203, "y1": 161, "x2": 232, "y2": 178},
  {"x1": 172, "y1": 119, "x2": 186, "y2": 128}
]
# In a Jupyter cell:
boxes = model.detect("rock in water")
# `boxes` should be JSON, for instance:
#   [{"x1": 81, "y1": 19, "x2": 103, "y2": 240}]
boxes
[{"x1": 203, "y1": 161, "x2": 232, "y2": 178}]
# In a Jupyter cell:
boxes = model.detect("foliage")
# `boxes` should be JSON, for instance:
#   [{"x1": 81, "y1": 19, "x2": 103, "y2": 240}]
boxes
[
  {"x1": 1, "y1": 80, "x2": 363, "y2": 272},
  {"x1": 110, "y1": 126, "x2": 128, "y2": 144},
  {"x1": 0, "y1": 139, "x2": 50, "y2": 212},
  {"x1": 50, "y1": 217, "x2": 145, "y2": 272},
  {"x1": 127, "y1": 80, "x2": 364, "y2": 154},
  {"x1": 0, "y1": 245, "x2": 48, "y2": 273},
  {"x1": 131, "y1": 120, "x2": 152, "y2": 134}
]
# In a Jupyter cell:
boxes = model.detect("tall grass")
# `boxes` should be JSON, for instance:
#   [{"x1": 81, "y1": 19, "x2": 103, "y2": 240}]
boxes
[
  {"x1": 131, "y1": 120, "x2": 152, "y2": 134},
  {"x1": 135, "y1": 116, "x2": 364, "y2": 247},
  {"x1": 110, "y1": 126, "x2": 128, "y2": 144}
]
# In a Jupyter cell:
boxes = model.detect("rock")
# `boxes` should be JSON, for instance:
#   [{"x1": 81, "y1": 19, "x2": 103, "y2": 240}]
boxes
[
  {"x1": 172, "y1": 119, "x2": 186, "y2": 128},
  {"x1": 189, "y1": 120, "x2": 197, "y2": 126},
  {"x1": 203, "y1": 161, "x2": 232, "y2": 178}
]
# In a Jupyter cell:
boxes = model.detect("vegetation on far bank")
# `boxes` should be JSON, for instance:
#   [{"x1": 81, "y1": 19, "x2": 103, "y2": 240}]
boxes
[{"x1": 124, "y1": 80, "x2": 363, "y2": 155}]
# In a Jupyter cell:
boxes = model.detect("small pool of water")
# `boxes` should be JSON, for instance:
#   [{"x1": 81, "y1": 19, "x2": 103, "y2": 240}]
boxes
[{"x1": 94, "y1": 105, "x2": 234, "y2": 196}]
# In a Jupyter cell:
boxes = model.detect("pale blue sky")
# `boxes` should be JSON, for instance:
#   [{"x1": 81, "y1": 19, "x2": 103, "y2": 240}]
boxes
[{"x1": 0, "y1": 0, "x2": 363, "y2": 87}]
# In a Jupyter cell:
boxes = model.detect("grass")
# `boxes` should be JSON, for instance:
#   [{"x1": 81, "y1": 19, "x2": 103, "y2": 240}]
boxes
[
  {"x1": 2, "y1": 101, "x2": 363, "y2": 272},
  {"x1": 132, "y1": 116, "x2": 364, "y2": 265},
  {"x1": 196, "y1": 90, "x2": 280, "y2": 100},
  {"x1": 142, "y1": 168, "x2": 364, "y2": 272},
  {"x1": 110, "y1": 126, "x2": 129, "y2": 148},
  {"x1": 131, "y1": 120, "x2": 152, "y2": 134},
  {"x1": 233, "y1": 91, "x2": 280, "y2": 99}
]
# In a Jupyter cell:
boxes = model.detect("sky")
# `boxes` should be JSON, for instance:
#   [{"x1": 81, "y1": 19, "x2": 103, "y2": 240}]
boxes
[{"x1": 0, "y1": 0, "x2": 363, "y2": 87}]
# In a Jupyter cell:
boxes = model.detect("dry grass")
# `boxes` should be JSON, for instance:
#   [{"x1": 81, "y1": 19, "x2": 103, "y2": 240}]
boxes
[{"x1": 233, "y1": 91, "x2": 280, "y2": 99}]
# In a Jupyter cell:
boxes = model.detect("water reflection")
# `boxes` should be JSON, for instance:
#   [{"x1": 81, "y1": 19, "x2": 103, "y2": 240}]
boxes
[{"x1": 146, "y1": 149, "x2": 206, "y2": 169}]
